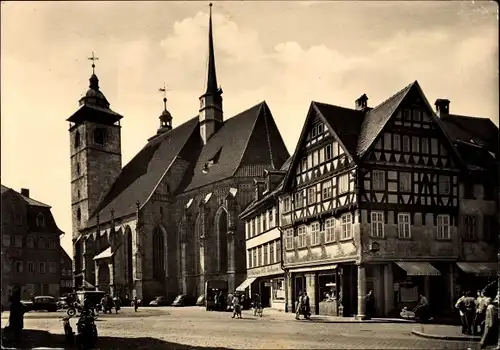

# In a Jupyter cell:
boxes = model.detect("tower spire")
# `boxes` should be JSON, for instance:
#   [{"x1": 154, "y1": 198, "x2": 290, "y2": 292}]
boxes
[
  {"x1": 157, "y1": 82, "x2": 172, "y2": 134},
  {"x1": 205, "y1": 3, "x2": 218, "y2": 95},
  {"x1": 88, "y1": 51, "x2": 100, "y2": 90}
]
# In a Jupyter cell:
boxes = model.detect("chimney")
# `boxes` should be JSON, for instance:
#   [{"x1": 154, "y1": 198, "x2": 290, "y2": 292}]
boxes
[
  {"x1": 435, "y1": 99, "x2": 450, "y2": 118},
  {"x1": 20, "y1": 188, "x2": 30, "y2": 198},
  {"x1": 355, "y1": 94, "x2": 369, "y2": 111}
]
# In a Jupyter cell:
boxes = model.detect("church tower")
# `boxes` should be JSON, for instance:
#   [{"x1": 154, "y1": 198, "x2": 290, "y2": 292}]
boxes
[
  {"x1": 67, "y1": 54, "x2": 123, "y2": 240},
  {"x1": 199, "y1": 3, "x2": 223, "y2": 145}
]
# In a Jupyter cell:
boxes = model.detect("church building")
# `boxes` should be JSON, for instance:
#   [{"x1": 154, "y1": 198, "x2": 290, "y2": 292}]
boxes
[{"x1": 68, "y1": 4, "x2": 290, "y2": 302}]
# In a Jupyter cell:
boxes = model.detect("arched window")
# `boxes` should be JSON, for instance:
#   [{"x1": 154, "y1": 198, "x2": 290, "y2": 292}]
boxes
[
  {"x1": 124, "y1": 226, "x2": 133, "y2": 284},
  {"x1": 76, "y1": 208, "x2": 81, "y2": 222},
  {"x1": 215, "y1": 208, "x2": 228, "y2": 273},
  {"x1": 74, "y1": 131, "x2": 81, "y2": 148},
  {"x1": 194, "y1": 215, "x2": 202, "y2": 275},
  {"x1": 93, "y1": 128, "x2": 105, "y2": 145},
  {"x1": 36, "y1": 213, "x2": 46, "y2": 228},
  {"x1": 153, "y1": 227, "x2": 165, "y2": 279}
]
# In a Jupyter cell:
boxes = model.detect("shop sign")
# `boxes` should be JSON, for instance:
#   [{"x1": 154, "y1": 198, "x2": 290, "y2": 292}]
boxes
[
  {"x1": 264, "y1": 282, "x2": 272, "y2": 287},
  {"x1": 247, "y1": 263, "x2": 282, "y2": 278}
]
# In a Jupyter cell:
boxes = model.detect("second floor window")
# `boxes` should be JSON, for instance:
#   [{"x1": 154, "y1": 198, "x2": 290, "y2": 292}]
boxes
[
  {"x1": 298, "y1": 226, "x2": 307, "y2": 248},
  {"x1": 372, "y1": 170, "x2": 385, "y2": 190},
  {"x1": 38, "y1": 238, "x2": 46, "y2": 249},
  {"x1": 285, "y1": 229, "x2": 294, "y2": 250},
  {"x1": 311, "y1": 222, "x2": 321, "y2": 245},
  {"x1": 325, "y1": 218, "x2": 335, "y2": 243},
  {"x1": 398, "y1": 213, "x2": 411, "y2": 238},
  {"x1": 371, "y1": 211, "x2": 384, "y2": 238},
  {"x1": 439, "y1": 175, "x2": 451, "y2": 195},
  {"x1": 49, "y1": 262, "x2": 57, "y2": 274},
  {"x1": 256, "y1": 216, "x2": 261, "y2": 234},
  {"x1": 403, "y1": 136, "x2": 410, "y2": 152},
  {"x1": 39, "y1": 262, "x2": 46, "y2": 274},
  {"x1": 421, "y1": 138, "x2": 429, "y2": 154},
  {"x1": 15, "y1": 261, "x2": 23, "y2": 273},
  {"x1": 14, "y1": 235, "x2": 22, "y2": 248},
  {"x1": 276, "y1": 239, "x2": 281, "y2": 262},
  {"x1": 463, "y1": 215, "x2": 476, "y2": 240},
  {"x1": 283, "y1": 197, "x2": 291, "y2": 212},
  {"x1": 27, "y1": 236, "x2": 34, "y2": 248},
  {"x1": 270, "y1": 242, "x2": 275, "y2": 264},
  {"x1": 325, "y1": 144, "x2": 332, "y2": 160},
  {"x1": 28, "y1": 262, "x2": 35, "y2": 273},
  {"x1": 400, "y1": 172, "x2": 412, "y2": 192},
  {"x1": 322, "y1": 181, "x2": 332, "y2": 200},
  {"x1": 263, "y1": 244, "x2": 268, "y2": 265},
  {"x1": 339, "y1": 174, "x2": 349, "y2": 194},
  {"x1": 295, "y1": 191, "x2": 304, "y2": 208},
  {"x1": 262, "y1": 214, "x2": 267, "y2": 232},
  {"x1": 437, "y1": 214, "x2": 451, "y2": 240},
  {"x1": 307, "y1": 187, "x2": 316, "y2": 205},
  {"x1": 252, "y1": 249, "x2": 257, "y2": 267},
  {"x1": 393, "y1": 134, "x2": 401, "y2": 151},
  {"x1": 340, "y1": 213, "x2": 352, "y2": 239},
  {"x1": 3, "y1": 234, "x2": 11, "y2": 247}
]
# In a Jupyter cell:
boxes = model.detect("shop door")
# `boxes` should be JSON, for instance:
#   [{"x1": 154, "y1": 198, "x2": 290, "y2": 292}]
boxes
[
  {"x1": 429, "y1": 276, "x2": 448, "y2": 316},
  {"x1": 261, "y1": 283, "x2": 271, "y2": 308},
  {"x1": 293, "y1": 275, "x2": 305, "y2": 312}
]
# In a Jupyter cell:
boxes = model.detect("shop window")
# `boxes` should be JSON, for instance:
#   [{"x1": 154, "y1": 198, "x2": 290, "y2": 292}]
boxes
[{"x1": 272, "y1": 278, "x2": 285, "y2": 300}]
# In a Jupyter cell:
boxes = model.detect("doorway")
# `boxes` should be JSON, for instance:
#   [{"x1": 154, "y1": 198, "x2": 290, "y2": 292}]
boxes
[
  {"x1": 293, "y1": 274, "x2": 305, "y2": 312},
  {"x1": 261, "y1": 282, "x2": 271, "y2": 308}
]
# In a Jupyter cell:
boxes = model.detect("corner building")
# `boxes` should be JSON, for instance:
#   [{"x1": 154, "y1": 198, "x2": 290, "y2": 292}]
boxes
[
  {"x1": 278, "y1": 82, "x2": 498, "y2": 318},
  {"x1": 69, "y1": 5, "x2": 289, "y2": 303}
]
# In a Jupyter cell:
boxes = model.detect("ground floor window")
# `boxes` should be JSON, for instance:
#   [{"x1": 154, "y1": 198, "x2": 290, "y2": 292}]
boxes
[{"x1": 272, "y1": 278, "x2": 285, "y2": 301}]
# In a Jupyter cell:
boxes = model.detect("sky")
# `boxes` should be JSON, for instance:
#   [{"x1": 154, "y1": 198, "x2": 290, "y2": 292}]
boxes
[{"x1": 1, "y1": 1, "x2": 498, "y2": 256}]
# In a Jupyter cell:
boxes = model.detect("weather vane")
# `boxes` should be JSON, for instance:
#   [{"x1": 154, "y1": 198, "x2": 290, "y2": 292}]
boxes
[
  {"x1": 158, "y1": 82, "x2": 170, "y2": 110},
  {"x1": 88, "y1": 51, "x2": 99, "y2": 74}
]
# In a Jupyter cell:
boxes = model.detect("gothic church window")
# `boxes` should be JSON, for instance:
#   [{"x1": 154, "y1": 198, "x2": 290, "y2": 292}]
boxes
[
  {"x1": 93, "y1": 128, "x2": 105, "y2": 145},
  {"x1": 74, "y1": 131, "x2": 81, "y2": 148},
  {"x1": 152, "y1": 227, "x2": 165, "y2": 279}
]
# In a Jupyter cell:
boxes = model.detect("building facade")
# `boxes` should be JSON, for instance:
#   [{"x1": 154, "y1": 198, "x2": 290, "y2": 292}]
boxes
[
  {"x1": 1, "y1": 186, "x2": 64, "y2": 302},
  {"x1": 60, "y1": 247, "x2": 73, "y2": 296},
  {"x1": 278, "y1": 81, "x2": 498, "y2": 318},
  {"x1": 238, "y1": 161, "x2": 291, "y2": 311},
  {"x1": 70, "y1": 5, "x2": 290, "y2": 303}
]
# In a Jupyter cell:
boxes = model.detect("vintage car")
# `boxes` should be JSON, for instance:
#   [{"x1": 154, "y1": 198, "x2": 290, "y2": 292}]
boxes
[
  {"x1": 31, "y1": 296, "x2": 58, "y2": 312},
  {"x1": 171, "y1": 294, "x2": 196, "y2": 307},
  {"x1": 149, "y1": 296, "x2": 170, "y2": 307}
]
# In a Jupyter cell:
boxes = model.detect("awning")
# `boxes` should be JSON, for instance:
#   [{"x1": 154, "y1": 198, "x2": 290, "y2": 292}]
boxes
[
  {"x1": 456, "y1": 262, "x2": 498, "y2": 276},
  {"x1": 236, "y1": 277, "x2": 257, "y2": 291},
  {"x1": 93, "y1": 247, "x2": 114, "y2": 260},
  {"x1": 288, "y1": 264, "x2": 337, "y2": 274},
  {"x1": 395, "y1": 262, "x2": 441, "y2": 276}
]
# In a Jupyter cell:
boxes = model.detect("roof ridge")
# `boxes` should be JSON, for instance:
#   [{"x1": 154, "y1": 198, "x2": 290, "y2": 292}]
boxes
[
  {"x1": 369, "y1": 80, "x2": 416, "y2": 113},
  {"x1": 313, "y1": 101, "x2": 361, "y2": 113}
]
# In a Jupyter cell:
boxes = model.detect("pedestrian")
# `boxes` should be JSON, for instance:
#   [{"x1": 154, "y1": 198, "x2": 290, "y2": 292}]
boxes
[
  {"x1": 413, "y1": 294, "x2": 430, "y2": 322},
  {"x1": 295, "y1": 291, "x2": 303, "y2": 320},
  {"x1": 231, "y1": 294, "x2": 242, "y2": 319},
  {"x1": 456, "y1": 291, "x2": 476, "y2": 335},
  {"x1": 133, "y1": 296, "x2": 139, "y2": 312},
  {"x1": 301, "y1": 292, "x2": 311, "y2": 320},
  {"x1": 8, "y1": 287, "x2": 27, "y2": 342},
  {"x1": 474, "y1": 290, "x2": 486, "y2": 335},
  {"x1": 455, "y1": 292, "x2": 467, "y2": 334},
  {"x1": 480, "y1": 297, "x2": 498, "y2": 349},
  {"x1": 364, "y1": 290, "x2": 375, "y2": 320}
]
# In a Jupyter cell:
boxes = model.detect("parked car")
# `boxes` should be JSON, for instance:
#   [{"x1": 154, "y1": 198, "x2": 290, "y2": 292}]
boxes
[
  {"x1": 196, "y1": 295, "x2": 205, "y2": 306},
  {"x1": 172, "y1": 294, "x2": 196, "y2": 307},
  {"x1": 31, "y1": 296, "x2": 58, "y2": 312},
  {"x1": 149, "y1": 296, "x2": 170, "y2": 307},
  {"x1": 21, "y1": 300, "x2": 34, "y2": 311},
  {"x1": 57, "y1": 297, "x2": 70, "y2": 309}
]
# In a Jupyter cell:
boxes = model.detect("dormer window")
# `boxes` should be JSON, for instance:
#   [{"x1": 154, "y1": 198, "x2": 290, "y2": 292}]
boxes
[
  {"x1": 202, "y1": 147, "x2": 222, "y2": 174},
  {"x1": 36, "y1": 214, "x2": 46, "y2": 228},
  {"x1": 93, "y1": 128, "x2": 105, "y2": 145}
]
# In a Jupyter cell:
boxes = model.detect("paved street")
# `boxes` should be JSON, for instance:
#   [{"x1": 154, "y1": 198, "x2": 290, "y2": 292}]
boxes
[{"x1": 2, "y1": 307, "x2": 474, "y2": 349}]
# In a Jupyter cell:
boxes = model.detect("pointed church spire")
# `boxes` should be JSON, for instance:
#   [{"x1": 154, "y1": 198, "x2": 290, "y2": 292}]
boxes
[
  {"x1": 157, "y1": 82, "x2": 172, "y2": 134},
  {"x1": 205, "y1": 3, "x2": 218, "y2": 95}
]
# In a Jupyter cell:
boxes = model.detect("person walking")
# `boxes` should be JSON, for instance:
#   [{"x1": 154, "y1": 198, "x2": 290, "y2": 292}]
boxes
[
  {"x1": 133, "y1": 296, "x2": 139, "y2": 312},
  {"x1": 295, "y1": 291, "x2": 303, "y2": 320},
  {"x1": 474, "y1": 290, "x2": 486, "y2": 335},
  {"x1": 231, "y1": 294, "x2": 242, "y2": 319},
  {"x1": 456, "y1": 291, "x2": 476, "y2": 335},
  {"x1": 480, "y1": 297, "x2": 498, "y2": 349},
  {"x1": 455, "y1": 292, "x2": 467, "y2": 334},
  {"x1": 301, "y1": 292, "x2": 311, "y2": 320},
  {"x1": 364, "y1": 290, "x2": 375, "y2": 320}
]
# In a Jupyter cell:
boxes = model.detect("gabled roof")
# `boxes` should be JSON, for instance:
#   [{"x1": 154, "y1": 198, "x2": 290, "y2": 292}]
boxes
[
  {"x1": 1, "y1": 184, "x2": 51, "y2": 207},
  {"x1": 181, "y1": 101, "x2": 289, "y2": 192},
  {"x1": 313, "y1": 102, "x2": 365, "y2": 157},
  {"x1": 86, "y1": 117, "x2": 200, "y2": 227},
  {"x1": 356, "y1": 81, "x2": 415, "y2": 156},
  {"x1": 441, "y1": 114, "x2": 499, "y2": 153}
]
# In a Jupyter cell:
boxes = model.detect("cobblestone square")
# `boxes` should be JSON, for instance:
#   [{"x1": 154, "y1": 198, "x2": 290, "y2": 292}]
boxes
[{"x1": 2, "y1": 307, "x2": 475, "y2": 349}]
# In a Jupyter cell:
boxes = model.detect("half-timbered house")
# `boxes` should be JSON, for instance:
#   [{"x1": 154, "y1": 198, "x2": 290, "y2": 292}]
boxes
[
  {"x1": 238, "y1": 158, "x2": 291, "y2": 311},
  {"x1": 278, "y1": 81, "x2": 498, "y2": 318}
]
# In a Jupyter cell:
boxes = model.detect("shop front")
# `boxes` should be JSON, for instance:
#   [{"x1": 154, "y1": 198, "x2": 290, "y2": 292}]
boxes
[
  {"x1": 240, "y1": 262, "x2": 286, "y2": 311},
  {"x1": 287, "y1": 263, "x2": 357, "y2": 317},
  {"x1": 455, "y1": 262, "x2": 497, "y2": 298}
]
